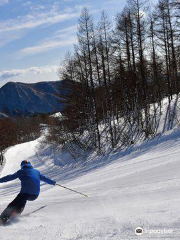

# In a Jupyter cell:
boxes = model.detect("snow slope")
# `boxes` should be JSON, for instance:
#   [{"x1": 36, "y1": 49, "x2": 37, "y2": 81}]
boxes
[{"x1": 0, "y1": 130, "x2": 180, "y2": 240}]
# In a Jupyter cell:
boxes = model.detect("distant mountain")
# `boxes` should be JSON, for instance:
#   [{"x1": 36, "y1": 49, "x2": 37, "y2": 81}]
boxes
[{"x1": 0, "y1": 80, "x2": 69, "y2": 117}]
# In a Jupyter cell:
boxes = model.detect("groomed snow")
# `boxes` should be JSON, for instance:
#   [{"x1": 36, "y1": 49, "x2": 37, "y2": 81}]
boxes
[
  {"x1": 0, "y1": 128, "x2": 180, "y2": 240},
  {"x1": 1, "y1": 92, "x2": 180, "y2": 239}
]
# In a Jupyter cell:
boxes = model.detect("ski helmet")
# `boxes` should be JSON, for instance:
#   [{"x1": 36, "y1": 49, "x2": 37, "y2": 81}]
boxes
[{"x1": 21, "y1": 160, "x2": 30, "y2": 167}]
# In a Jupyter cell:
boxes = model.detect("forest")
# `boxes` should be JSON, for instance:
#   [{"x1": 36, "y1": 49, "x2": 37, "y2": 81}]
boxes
[{"x1": 49, "y1": 0, "x2": 180, "y2": 155}]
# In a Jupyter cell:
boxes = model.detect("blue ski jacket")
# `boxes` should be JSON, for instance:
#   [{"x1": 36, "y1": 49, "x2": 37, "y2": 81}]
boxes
[{"x1": 0, "y1": 162, "x2": 56, "y2": 196}]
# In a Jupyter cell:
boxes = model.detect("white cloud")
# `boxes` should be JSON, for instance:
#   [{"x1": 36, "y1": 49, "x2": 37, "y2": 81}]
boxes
[
  {"x1": 0, "y1": 65, "x2": 59, "y2": 81},
  {"x1": 0, "y1": 0, "x2": 80, "y2": 51},
  {"x1": 18, "y1": 25, "x2": 78, "y2": 57},
  {"x1": 0, "y1": 13, "x2": 77, "y2": 33},
  {"x1": 0, "y1": 3, "x2": 93, "y2": 50},
  {"x1": 0, "y1": 31, "x2": 24, "y2": 48},
  {"x1": 54, "y1": 25, "x2": 77, "y2": 36},
  {"x1": 0, "y1": 5, "x2": 79, "y2": 34},
  {"x1": 20, "y1": 38, "x2": 77, "y2": 56},
  {"x1": 0, "y1": 0, "x2": 9, "y2": 6},
  {"x1": 0, "y1": 71, "x2": 21, "y2": 80},
  {"x1": 0, "y1": 3, "x2": 80, "y2": 49}
]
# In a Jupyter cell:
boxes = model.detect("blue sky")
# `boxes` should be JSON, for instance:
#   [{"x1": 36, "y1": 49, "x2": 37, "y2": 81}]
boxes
[{"x1": 0, "y1": 0, "x2": 128, "y2": 87}]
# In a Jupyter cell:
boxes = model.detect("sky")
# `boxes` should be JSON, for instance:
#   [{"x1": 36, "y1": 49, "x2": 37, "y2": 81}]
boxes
[{"x1": 0, "y1": 0, "x2": 128, "y2": 87}]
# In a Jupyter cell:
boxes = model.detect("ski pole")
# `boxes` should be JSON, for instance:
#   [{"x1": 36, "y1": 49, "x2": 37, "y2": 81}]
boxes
[{"x1": 55, "y1": 183, "x2": 88, "y2": 198}]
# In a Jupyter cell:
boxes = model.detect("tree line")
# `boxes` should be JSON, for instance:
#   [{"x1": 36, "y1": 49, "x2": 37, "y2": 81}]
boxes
[
  {"x1": 48, "y1": 0, "x2": 180, "y2": 154},
  {"x1": 0, "y1": 115, "x2": 51, "y2": 165}
]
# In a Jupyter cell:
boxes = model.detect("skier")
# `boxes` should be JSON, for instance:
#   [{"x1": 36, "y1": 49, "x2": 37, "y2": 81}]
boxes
[{"x1": 0, "y1": 160, "x2": 56, "y2": 224}]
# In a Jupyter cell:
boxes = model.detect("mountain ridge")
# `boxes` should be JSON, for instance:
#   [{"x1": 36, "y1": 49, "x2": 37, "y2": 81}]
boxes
[{"x1": 0, "y1": 80, "x2": 69, "y2": 117}]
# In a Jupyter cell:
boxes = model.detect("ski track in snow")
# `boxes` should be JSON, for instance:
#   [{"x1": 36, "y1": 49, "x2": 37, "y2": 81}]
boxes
[{"x1": 0, "y1": 131, "x2": 180, "y2": 239}]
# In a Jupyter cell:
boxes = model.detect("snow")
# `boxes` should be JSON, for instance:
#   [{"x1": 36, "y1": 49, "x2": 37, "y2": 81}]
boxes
[
  {"x1": 86, "y1": 94, "x2": 180, "y2": 152},
  {"x1": 1, "y1": 95, "x2": 180, "y2": 239},
  {"x1": 0, "y1": 128, "x2": 180, "y2": 240}
]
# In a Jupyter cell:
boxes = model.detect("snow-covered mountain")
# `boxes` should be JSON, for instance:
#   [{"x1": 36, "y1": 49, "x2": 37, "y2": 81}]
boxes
[{"x1": 0, "y1": 80, "x2": 68, "y2": 116}]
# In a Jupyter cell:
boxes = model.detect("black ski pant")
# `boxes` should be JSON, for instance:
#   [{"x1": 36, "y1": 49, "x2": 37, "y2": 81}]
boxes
[{"x1": 0, "y1": 193, "x2": 38, "y2": 223}]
